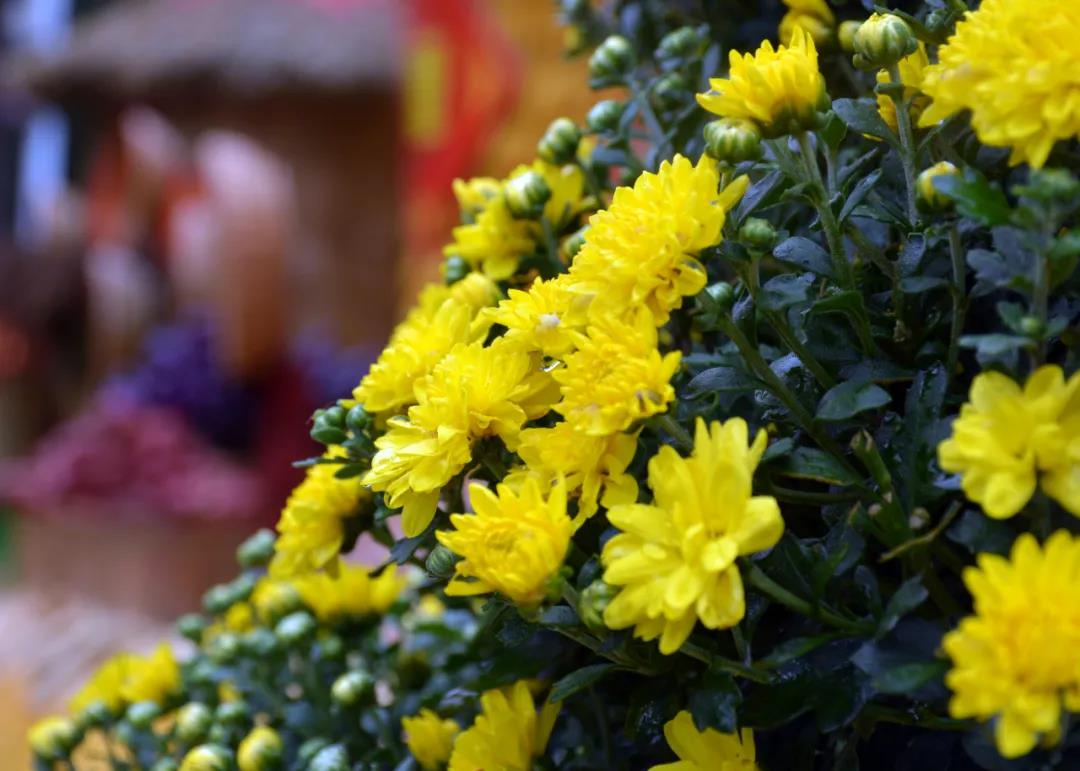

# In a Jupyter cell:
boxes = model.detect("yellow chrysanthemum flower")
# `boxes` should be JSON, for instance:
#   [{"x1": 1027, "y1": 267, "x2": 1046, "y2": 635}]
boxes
[
  {"x1": 602, "y1": 418, "x2": 784, "y2": 654},
  {"x1": 365, "y1": 339, "x2": 557, "y2": 536},
  {"x1": 945, "y1": 531, "x2": 1080, "y2": 758},
  {"x1": 486, "y1": 275, "x2": 590, "y2": 358},
  {"x1": 120, "y1": 643, "x2": 181, "y2": 705},
  {"x1": 447, "y1": 681, "x2": 561, "y2": 771},
  {"x1": 250, "y1": 577, "x2": 301, "y2": 624},
  {"x1": 69, "y1": 652, "x2": 134, "y2": 714},
  {"x1": 452, "y1": 177, "x2": 502, "y2": 219},
  {"x1": 237, "y1": 726, "x2": 283, "y2": 771},
  {"x1": 1039, "y1": 381, "x2": 1080, "y2": 516},
  {"x1": 403, "y1": 709, "x2": 461, "y2": 771},
  {"x1": 353, "y1": 290, "x2": 486, "y2": 415},
  {"x1": 568, "y1": 155, "x2": 748, "y2": 324},
  {"x1": 270, "y1": 456, "x2": 366, "y2": 579},
  {"x1": 293, "y1": 563, "x2": 406, "y2": 622},
  {"x1": 554, "y1": 310, "x2": 681, "y2": 437},
  {"x1": 510, "y1": 422, "x2": 639, "y2": 522},
  {"x1": 779, "y1": 0, "x2": 834, "y2": 47},
  {"x1": 444, "y1": 196, "x2": 535, "y2": 280},
  {"x1": 937, "y1": 366, "x2": 1080, "y2": 520},
  {"x1": 875, "y1": 42, "x2": 930, "y2": 131},
  {"x1": 697, "y1": 27, "x2": 828, "y2": 138},
  {"x1": 223, "y1": 602, "x2": 254, "y2": 633},
  {"x1": 651, "y1": 711, "x2": 759, "y2": 771},
  {"x1": 918, "y1": 0, "x2": 1080, "y2": 168},
  {"x1": 509, "y1": 160, "x2": 592, "y2": 231},
  {"x1": 437, "y1": 476, "x2": 572, "y2": 606}
]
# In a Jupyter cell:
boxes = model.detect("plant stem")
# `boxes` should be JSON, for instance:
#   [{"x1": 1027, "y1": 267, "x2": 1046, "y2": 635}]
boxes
[
  {"x1": 887, "y1": 64, "x2": 920, "y2": 226},
  {"x1": 763, "y1": 482, "x2": 860, "y2": 506},
  {"x1": 879, "y1": 502, "x2": 961, "y2": 562},
  {"x1": 797, "y1": 132, "x2": 852, "y2": 288},
  {"x1": 679, "y1": 640, "x2": 773, "y2": 684},
  {"x1": 1032, "y1": 252, "x2": 1051, "y2": 368},
  {"x1": 863, "y1": 704, "x2": 968, "y2": 731},
  {"x1": 745, "y1": 563, "x2": 872, "y2": 635},
  {"x1": 652, "y1": 412, "x2": 694, "y2": 452},
  {"x1": 631, "y1": 78, "x2": 670, "y2": 163},
  {"x1": 763, "y1": 309, "x2": 836, "y2": 389},
  {"x1": 946, "y1": 222, "x2": 967, "y2": 384}
]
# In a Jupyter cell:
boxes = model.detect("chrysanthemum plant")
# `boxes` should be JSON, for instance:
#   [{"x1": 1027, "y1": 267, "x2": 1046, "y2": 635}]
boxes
[{"x1": 32, "y1": 1, "x2": 1080, "y2": 769}]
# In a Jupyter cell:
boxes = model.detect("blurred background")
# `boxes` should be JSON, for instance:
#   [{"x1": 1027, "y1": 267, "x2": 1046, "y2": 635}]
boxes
[{"x1": 0, "y1": 0, "x2": 595, "y2": 761}]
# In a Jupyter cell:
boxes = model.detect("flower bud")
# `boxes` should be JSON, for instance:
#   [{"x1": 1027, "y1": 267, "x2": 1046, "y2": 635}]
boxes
[
  {"x1": 703, "y1": 119, "x2": 762, "y2": 165},
  {"x1": 310, "y1": 409, "x2": 348, "y2": 446},
  {"x1": 179, "y1": 744, "x2": 232, "y2": 771},
  {"x1": 578, "y1": 579, "x2": 619, "y2": 631},
  {"x1": 298, "y1": 738, "x2": 332, "y2": 767},
  {"x1": 738, "y1": 218, "x2": 778, "y2": 250},
  {"x1": 449, "y1": 271, "x2": 500, "y2": 310},
  {"x1": 504, "y1": 171, "x2": 552, "y2": 219},
  {"x1": 236, "y1": 529, "x2": 276, "y2": 568},
  {"x1": 237, "y1": 726, "x2": 283, "y2": 771},
  {"x1": 318, "y1": 633, "x2": 345, "y2": 660},
  {"x1": 537, "y1": 117, "x2": 582, "y2": 165},
  {"x1": 151, "y1": 760, "x2": 180, "y2": 771},
  {"x1": 652, "y1": 72, "x2": 689, "y2": 110},
  {"x1": 1020, "y1": 316, "x2": 1045, "y2": 337},
  {"x1": 254, "y1": 581, "x2": 303, "y2": 625},
  {"x1": 275, "y1": 610, "x2": 317, "y2": 646},
  {"x1": 586, "y1": 100, "x2": 625, "y2": 134},
  {"x1": 562, "y1": 225, "x2": 590, "y2": 261},
  {"x1": 77, "y1": 700, "x2": 114, "y2": 730},
  {"x1": 657, "y1": 25, "x2": 708, "y2": 60},
  {"x1": 202, "y1": 584, "x2": 235, "y2": 615},
  {"x1": 28, "y1": 716, "x2": 79, "y2": 761},
  {"x1": 331, "y1": 670, "x2": 374, "y2": 707},
  {"x1": 228, "y1": 573, "x2": 257, "y2": 604},
  {"x1": 175, "y1": 703, "x2": 214, "y2": 745},
  {"x1": 916, "y1": 161, "x2": 960, "y2": 210},
  {"x1": 242, "y1": 628, "x2": 281, "y2": 658},
  {"x1": 207, "y1": 632, "x2": 241, "y2": 665},
  {"x1": 443, "y1": 254, "x2": 471, "y2": 284},
  {"x1": 206, "y1": 724, "x2": 232, "y2": 747},
  {"x1": 126, "y1": 701, "x2": 162, "y2": 730},
  {"x1": 425, "y1": 543, "x2": 458, "y2": 579},
  {"x1": 853, "y1": 13, "x2": 917, "y2": 70},
  {"x1": 215, "y1": 700, "x2": 251, "y2": 726},
  {"x1": 178, "y1": 613, "x2": 208, "y2": 642},
  {"x1": 345, "y1": 404, "x2": 372, "y2": 435},
  {"x1": 696, "y1": 281, "x2": 735, "y2": 328},
  {"x1": 838, "y1": 20, "x2": 861, "y2": 53},
  {"x1": 308, "y1": 744, "x2": 350, "y2": 771},
  {"x1": 589, "y1": 35, "x2": 635, "y2": 85}
]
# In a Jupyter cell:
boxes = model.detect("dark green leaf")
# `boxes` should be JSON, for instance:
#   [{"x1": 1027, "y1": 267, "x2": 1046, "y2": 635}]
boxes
[
  {"x1": 946, "y1": 510, "x2": 1016, "y2": 556},
  {"x1": 933, "y1": 169, "x2": 1012, "y2": 226},
  {"x1": 773, "y1": 237, "x2": 833, "y2": 278},
  {"x1": 890, "y1": 364, "x2": 947, "y2": 510},
  {"x1": 808, "y1": 289, "x2": 867, "y2": 319},
  {"x1": 539, "y1": 605, "x2": 581, "y2": 628},
  {"x1": 688, "y1": 668, "x2": 742, "y2": 734},
  {"x1": 548, "y1": 663, "x2": 616, "y2": 704},
  {"x1": 759, "y1": 273, "x2": 813, "y2": 311},
  {"x1": 870, "y1": 660, "x2": 948, "y2": 695},
  {"x1": 734, "y1": 170, "x2": 784, "y2": 223},
  {"x1": 759, "y1": 635, "x2": 839, "y2": 668},
  {"x1": 760, "y1": 437, "x2": 795, "y2": 464},
  {"x1": 832, "y1": 98, "x2": 894, "y2": 143},
  {"x1": 899, "y1": 276, "x2": 948, "y2": 294},
  {"x1": 839, "y1": 170, "x2": 882, "y2": 224},
  {"x1": 958, "y1": 333, "x2": 1030, "y2": 356},
  {"x1": 878, "y1": 577, "x2": 928, "y2": 636},
  {"x1": 774, "y1": 447, "x2": 864, "y2": 486},
  {"x1": 820, "y1": 110, "x2": 848, "y2": 151},
  {"x1": 817, "y1": 381, "x2": 891, "y2": 421},
  {"x1": 685, "y1": 367, "x2": 760, "y2": 398},
  {"x1": 390, "y1": 519, "x2": 438, "y2": 564},
  {"x1": 896, "y1": 234, "x2": 927, "y2": 278}
]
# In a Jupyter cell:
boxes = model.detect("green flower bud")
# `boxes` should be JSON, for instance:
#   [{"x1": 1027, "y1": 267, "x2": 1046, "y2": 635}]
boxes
[
  {"x1": 179, "y1": 743, "x2": 232, "y2": 771},
  {"x1": 443, "y1": 254, "x2": 470, "y2": 283},
  {"x1": 202, "y1": 584, "x2": 234, "y2": 615},
  {"x1": 838, "y1": 20, "x2": 861, "y2": 53},
  {"x1": 310, "y1": 411, "x2": 348, "y2": 446},
  {"x1": 652, "y1": 72, "x2": 689, "y2": 110},
  {"x1": 207, "y1": 632, "x2": 241, "y2": 665},
  {"x1": 699, "y1": 281, "x2": 735, "y2": 316},
  {"x1": 307, "y1": 744, "x2": 349, "y2": 771},
  {"x1": 178, "y1": 613, "x2": 209, "y2": 642},
  {"x1": 126, "y1": 701, "x2": 162, "y2": 730},
  {"x1": 331, "y1": 670, "x2": 374, "y2": 707},
  {"x1": 738, "y1": 218, "x2": 778, "y2": 250},
  {"x1": 206, "y1": 724, "x2": 232, "y2": 747},
  {"x1": 151, "y1": 759, "x2": 181, "y2": 771},
  {"x1": 77, "y1": 700, "x2": 114, "y2": 730},
  {"x1": 916, "y1": 161, "x2": 960, "y2": 210},
  {"x1": 236, "y1": 529, "x2": 276, "y2": 568},
  {"x1": 318, "y1": 633, "x2": 345, "y2": 660},
  {"x1": 28, "y1": 716, "x2": 79, "y2": 761},
  {"x1": 852, "y1": 13, "x2": 917, "y2": 70},
  {"x1": 187, "y1": 659, "x2": 217, "y2": 687},
  {"x1": 215, "y1": 700, "x2": 251, "y2": 726},
  {"x1": 562, "y1": 225, "x2": 590, "y2": 261},
  {"x1": 1020, "y1": 316, "x2": 1045, "y2": 337},
  {"x1": 175, "y1": 703, "x2": 214, "y2": 745},
  {"x1": 657, "y1": 25, "x2": 709, "y2": 60},
  {"x1": 241, "y1": 628, "x2": 280, "y2": 658},
  {"x1": 237, "y1": 726, "x2": 283, "y2": 771},
  {"x1": 578, "y1": 579, "x2": 619, "y2": 631},
  {"x1": 586, "y1": 99, "x2": 625, "y2": 134},
  {"x1": 589, "y1": 35, "x2": 635, "y2": 84},
  {"x1": 254, "y1": 582, "x2": 303, "y2": 626},
  {"x1": 275, "y1": 610, "x2": 317, "y2": 646},
  {"x1": 504, "y1": 171, "x2": 552, "y2": 219},
  {"x1": 537, "y1": 117, "x2": 582, "y2": 165},
  {"x1": 703, "y1": 119, "x2": 762, "y2": 165},
  {"x1": 228, "y1": 573, "x2": 257, "y2": 604},
  {"x1": 114, "y1": 721, "x2": 138, "y2": 748},
  {"x1": 425, "y1": 543, "x2": 459, "y2": 579},
  {"x1": 345, "y1": 404, "x2": 372, "y2": 434},
  {"x1": 298, "y1": 738, "x2": 331, "y2": 767}
]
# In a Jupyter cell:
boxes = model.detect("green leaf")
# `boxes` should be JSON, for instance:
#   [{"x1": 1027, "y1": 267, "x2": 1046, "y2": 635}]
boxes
[
  {"x1": 817, "y1": 381, "x2": 891, "y2": 421},
  {"x1": 688, "y1": 668, "x2": 742, "y2": 734},
  {"x1": 734, "y1": 170, "x2": 784, "y2": 223},
  {"x1": 899, "y1": 276, "x2": 947, "y2": 294},
  {"x1": 896, "y1": 234, "x2": 927, "y2": 278},
  {"x1": 878, "y1": 577, "x2": 928, "y2": 636},
  {"x1": 946, "y1": 510, "x2": 1015, "y2": 556},
  {"x1": 759, "y1": 273, "x2": 813, "y2": 311},
  {"x1": 548, "y1": 663, "x2": 616, "y2": 703},
  {"x1": 832, "y1": 98, "x2": 894, "y2": 143},
  {"x1": 958, "y1": 333, "x2": 1030, "y2": 356},
  {"x1": 933, "y1": 169, "x2": 1012, "y2": 226},
  {"x1": 773, "y1": 447, "x2": 864, "y2": 487},
  {"x1": 820, "y1": 110, "x2": 848, "y2": 151},
  {"x1": 838, "y1": 169, "x2": 882, "y2": 224},
  {"x1": 890, "y1": 364, "x2": 947, "y2": 510},
  {"x1": 390, "y1": 519, "x2": 438, "y2": 564},
  {"x1": 760, "y1": 436, "x2": 795, "y2": 464},
  {"x1": 539, "y1": 605, "x2": 581, "y2": 628},
  {"x1": 685, "y1": 367, "x2": 760, "y2": 398},
  {"x1": 772, "y1": 237, "x2": 833, "y2": 278},
  {"x1": 871, "y1": 660, "x2": 948, "y2": 695},
  {"x1": 759, "y1": 634, "x2": 839, "y2": 668}
]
